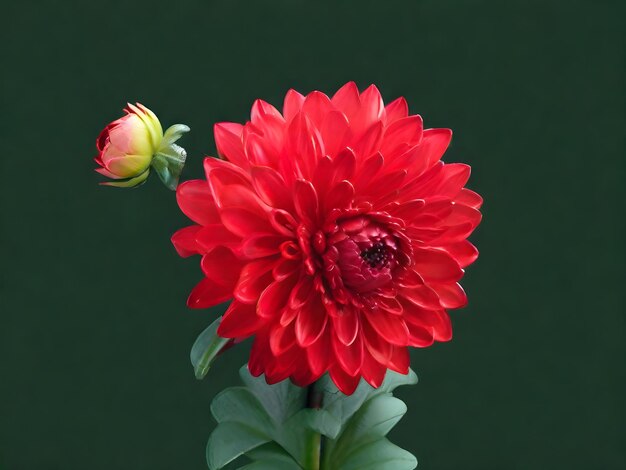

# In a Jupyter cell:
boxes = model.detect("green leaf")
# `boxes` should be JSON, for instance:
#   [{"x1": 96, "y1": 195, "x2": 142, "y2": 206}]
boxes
[
  {"x1": 206, "y1": 422, "x2": 270, "y2": 470},
  {"x1": 161, "y1": 123, "x2": 190, "y2": 146},
  {"x1": 239, "y1": 367, "x2": 307, "y2": 424},
  {"x1": 347, "y1": 395, "x2": 408, "y2": 442},
  {"x1": 237, "y1": 369, "x2": 310, "y2": 467},
  {"x1": 244, "y1": 442, "x2": 299, "y2": 464},
  {"x1": 238, "y1": 460, "x2": 301, "y2": 470},
  {"x1": 211, "y1": 387, "x2": 274, "y2": 436},
  {"x1": 206, "y1": 366, "x2": 418, "y2": 469},
  {"x1": 238, "y1": 443, "x2": 302, "y2": 469},
  {"x1": 326, "y1": 395, "x2": 408, "y2": 466},
  {"x1": 291, "y1": 408, "x2": 342, "y2": 439},
  {"x1": 190, "y1": 317, "x2": 230, "y2": 379},
  {"x1": 336, "y1": 438, "x2": 417, "y2": 470}
]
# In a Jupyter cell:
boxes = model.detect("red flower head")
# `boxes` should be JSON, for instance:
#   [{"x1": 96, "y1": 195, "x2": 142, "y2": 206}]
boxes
[{"x1": 173, "y1": 83, "x2": 482, "y2": 394}]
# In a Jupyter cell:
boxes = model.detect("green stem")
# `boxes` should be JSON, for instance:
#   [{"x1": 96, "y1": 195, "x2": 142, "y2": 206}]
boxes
[{"x1": 304, "y1": 382, "x2": 323, "y2": 470}]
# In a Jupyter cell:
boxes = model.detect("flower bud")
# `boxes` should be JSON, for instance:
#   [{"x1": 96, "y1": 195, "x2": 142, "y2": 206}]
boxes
[{"x1": 95, "y1": 103, "x2": 189, "y2": 189}]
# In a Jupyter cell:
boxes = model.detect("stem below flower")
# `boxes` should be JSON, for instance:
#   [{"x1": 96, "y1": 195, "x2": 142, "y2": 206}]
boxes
[{"x1": 304, "y1": 382, "x2": 323, "y2": 470}]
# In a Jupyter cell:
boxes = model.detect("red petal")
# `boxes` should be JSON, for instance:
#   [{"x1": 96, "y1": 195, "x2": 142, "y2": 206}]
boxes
[
  {"x1": 390, "y1": 199, "x2": 426, "y2": 221},
  {"x1": 244, "y1": 130, "x2": 271, "y2": 167},
  {"x1": 219, "y1": 208, "x2": 273, "y2": 238},
  {"x1": 361, "y1": 350, "x2": 387, "y2": 388},
  {"x1": 204, "y1": 157, "x2": 251, "y2": 187},
  {"x1": 432, "y1": 311, "x2": 452, "y2": 341},
  {"x1": 257, "y1": 277, "x2": 298, "y2": 319},
  {"x1": 403, "y1": 304, "x2": 452, "y2": 342},
  {"x1": 320, "y1": 111, "x2": 350, "y2": 158},
  {"x1": 290, "y1": 354, "x2": 318, "y2": 387},
  {"x1": 295, "y1": 296, "x2": 328, "y2": 347},
  {"x1": 387, "y1": 347, "x2": 410, "y2": 375},
  {"x1": 413, "y1": 248, "x2": 463, "y2": 282},
  {"x1": 176, "y1": 180, "x2": 220, "y2": 226},
  {"x1": 353, "y1": 152, "x2": 384, "y2": 189},
  {"x1": 187, "y1": 278, "x2": 232, "y2": 309},
  {"x1": 288, "y1": 113, "x2": 323, "y2": 178},
  {"x1": 302, "y1": 90, "x2": 334, "y2": 130},
  {"x1": 417, "y1": 163, "x2": 470, "y2": 199},
  {"x1": 438, "y1": 164, "x2": 472, "y2": 198},
  {"x1": 455, "y1": 188, "x2": 483, "y2": 209},
  {"x1": 171, "y1": 225, "x2": 202, "y2": 257},
  {"x1": 195, "y1": 225, "x2": 241, "y2": 252},
  {"x1": 420, "y1": 128, "x2": 452, "y2": 171},
  {"x1": 248, "y1": 332, "x2": 271, "y2": 377},
  {"x1": 398, "y1": 280, "x2": 442, "y2": 310},
  {"x1": 329, "y1": 366, "x2": 361, "y2": 395},
  {"x1": 407, "y1": 323, "x2": 435, "y2": 348},
  {"x1": 362, "y1": 320, "x2": 393, "y2": 364},
  {"x1": 294, "y1": 179, "x2": 319, "y2": 226},
  {"x1": 269, "y1": 322, "x2": 297, "y2": 356},
  {"x1": 323, "y1": 180, "x2": 354, "y2": 212},
  {"x1": 250, "y1": 166, "x2": 292, "y2": 210},
  {"x1": 218, "y1": 302, "x2": 267, "y2": 338},
  {"x1": 267, "y1": 343, "x2": 303, "y2": 384},
  {"x1": 381, "y1": 115, "x2": 423, "y2": 156},
  {"x1": 280, "y1": 306, "x2": 300, "y2": 326},
  {"x1": 365, "y1": 310, "x2": 410, "y2": 346},
  {"x1": 384, "y1": 97, "x2": 409, "y2": 124},
  {"x1": 375, "y1": 296, "x2": 403, "y2": 315},
  {"x1": 241, "y1": 234, "x2": 285, "y2": 258},
  {"x1": 212, "y1": 184, "x2": 269, "y2": 217},
  {"x1": 445, "y1": 241, "x2": 479, "y2": 268},
  {"x1": 205, "y1": 166, "x2": 266, "y2": 215},
  {"x1": 288, "y1": 276, "x2": 314, "y2": 310},
  {"x1": 431, "y1": 222, "x2": 475, "y2": 245},
  {"x1": 332, "y1": 147, "x2": 357, "y2": 182},
  {"x1": 312, "y1": 156, "x2": 334, "y2": 197},
  {"x1": 332, "y1": 307, "x2": 359, "y2": 346},
  {"x1": 272, "y1": 258, "x2": 301, "y2": 281},
  {"x1": 283, "y1": 89, "x2": 305, "y2": 122},
  {"x1": 214, "y1": 122, "x2": 248, "y2": 168},
  {"x1": 251, "y1": 99, "x2": 284, "y2": 124},
  {"x1": 306, "y1": 325, "x2": 331, "y2": 377},
  {"x1": 233, "y1": 258, "x2": 275, "y2": 303},
  {"x1": 201, "y1": 246, "x2": 243, "y2": 288},
  {"x1": 352, "y1": 121, "x2": 383, "y2": 159},
  {"x1": 431, "y1": 282, "x2": 468, "y2": 309},
  {"x1": 332, "y1": 333, "x2": 363, "y2": 376},
  {"x1": 360, "y1": 169, "x2": 406, "y2": 203},
  {"x1": 331, "y1": 81, "x2": 360, "y2": 122},
  {"x1": 353, "y1": 84, "x2": 384, "y2": 136},
  {"x1": 438, "y1": 204, "x2": 482, "y2": 230}
]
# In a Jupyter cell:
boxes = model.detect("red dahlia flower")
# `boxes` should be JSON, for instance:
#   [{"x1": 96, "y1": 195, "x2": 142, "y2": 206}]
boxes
[{"x1": 173, "y1": 82, "x2": 482, "y2": 394}]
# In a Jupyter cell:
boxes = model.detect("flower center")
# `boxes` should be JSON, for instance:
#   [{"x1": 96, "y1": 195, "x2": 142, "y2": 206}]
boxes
[
  {"x1": 360, "y1": 241, "x2": 391, "y2": 269},
  {"x1": 317, "y1": 212, "x2": 413, "y2": 305}
]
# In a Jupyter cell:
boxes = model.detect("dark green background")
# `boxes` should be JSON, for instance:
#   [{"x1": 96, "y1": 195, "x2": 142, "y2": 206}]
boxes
[{"x1": 2, "y1": 0, "x2": 624, "y2": 468}]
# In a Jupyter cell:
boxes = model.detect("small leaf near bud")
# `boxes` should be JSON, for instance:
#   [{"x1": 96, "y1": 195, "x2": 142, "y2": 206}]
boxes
[{"x1": 152, "y1": 142, "x2": 188, "y2": 191}]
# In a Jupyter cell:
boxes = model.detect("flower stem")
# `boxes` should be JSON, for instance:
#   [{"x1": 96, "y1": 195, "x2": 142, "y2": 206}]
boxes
[{"x1": 304, "y1": 382, "x2": 323, "y2": 470}]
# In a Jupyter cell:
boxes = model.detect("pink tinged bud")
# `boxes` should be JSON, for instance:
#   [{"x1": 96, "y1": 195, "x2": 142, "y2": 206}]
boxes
[
  {"x1": 107, "y1": 114, "x2": 154, "y2": 156},
  {"x1": 95, "y1": 102, "x2": 189, "y2": 189}
]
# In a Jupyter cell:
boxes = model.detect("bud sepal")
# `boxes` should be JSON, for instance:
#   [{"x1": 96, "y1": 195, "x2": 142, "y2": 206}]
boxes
[{"x1": 151, "y1": 124, "x2": 190, "y2": 190}]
